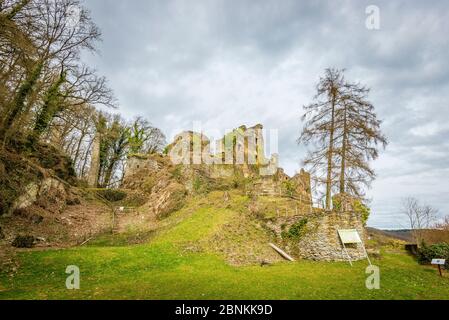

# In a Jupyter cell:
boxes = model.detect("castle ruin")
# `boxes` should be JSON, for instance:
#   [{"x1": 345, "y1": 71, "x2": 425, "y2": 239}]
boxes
[{"x1": 122, "y1": 124, "x2": 367, "y2": 263}]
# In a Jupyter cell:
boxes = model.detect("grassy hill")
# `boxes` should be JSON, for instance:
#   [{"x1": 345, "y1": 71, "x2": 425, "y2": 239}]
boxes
[{"x1": 1, "y1": 191, "x2": 449, "y2": 300}]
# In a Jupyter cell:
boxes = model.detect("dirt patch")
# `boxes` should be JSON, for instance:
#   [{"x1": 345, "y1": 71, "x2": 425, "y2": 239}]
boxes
[{"x1": 0, "y1": 198, "x2": 111, "y2": 248}]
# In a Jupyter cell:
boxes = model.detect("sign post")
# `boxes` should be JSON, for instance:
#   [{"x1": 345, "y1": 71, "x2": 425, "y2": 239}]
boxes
[
  {"x1": 337, "y1": 229, "x2": 371, "y2": 266},
  {"x1": 431, "y1": 259, "x2": 446, "y2": 277}
]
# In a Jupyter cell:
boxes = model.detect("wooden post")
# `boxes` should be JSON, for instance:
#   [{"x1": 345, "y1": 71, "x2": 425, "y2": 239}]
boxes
[
  {"x1": 361, "y1": 243, "x2": 372, "y2": 266},
  {"x1": 431, "y1": 259, "x2": 446, "y2": 277},
  {"x1": 112, "y1": 208, "x2": 115, "y2": 234},
  {"x1": 342, "y1": 242, "x2": 353, "y2": 266},
  {"x1": 269, "y1": 243, "x2": 295, "y2": 262}
]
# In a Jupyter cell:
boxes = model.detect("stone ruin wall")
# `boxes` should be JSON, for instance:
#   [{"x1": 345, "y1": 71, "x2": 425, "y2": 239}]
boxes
[
  {"x1": 297, "y1": 210, "x2": 367, "y2": 261},
  {"x1": 120, "y1": 124, "x2": 367, "y2": 263},
  {"x1": 123, "y1": 155, "x2": 160, "y2": 183},
  {"x1": 267, "y1": 209, "x2": 367, "y2": 262},
  {"x1": 123, "y1": 123, "x2": 313, "y2": 202},
  {"x1": 123, "y1": 153, "x2": 366, "y2": 262}
]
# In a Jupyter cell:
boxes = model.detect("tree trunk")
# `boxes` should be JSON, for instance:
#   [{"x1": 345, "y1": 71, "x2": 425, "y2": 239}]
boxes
[
  {"x1": 339, "y1": 103, "x2": 348, "y2": 194},
  {"x1": 73, "y1": 130, "x2": 87, "y2": 167},
  {"x1": 0, "y1": 61, "x2": 43, "y2": 137},
  {"x1": 87, "y1": 132, "x2": 101, "y2": 187},
  {"x1": 325, "y1": 90, "x2": 336, "y2": 210},
  {"x1": 81, "y1": 138, "x2": 94, "y2": 177},
  {"x1": 31, "y1": 72, "x2": 66, "y2": 141},
  {"x1": 103, "y1": 157, "x2": 118, "y2": 188}
]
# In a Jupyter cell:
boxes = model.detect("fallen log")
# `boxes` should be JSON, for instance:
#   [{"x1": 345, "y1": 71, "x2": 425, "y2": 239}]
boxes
[{"x1": 269, "y1": 243, "x2": 295, "y2": 262}]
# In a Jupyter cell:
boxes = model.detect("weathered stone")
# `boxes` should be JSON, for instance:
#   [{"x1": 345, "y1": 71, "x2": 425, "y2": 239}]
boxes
[
  {"x1": 267, "y1": 209, "x2": 368, "y2": 262},
  {"x1": 123, "y1": 156, "x2": 159, "y2": 183},
  {"x1": 150, "y1": 181, "x2": 186, "y2": 219},
  {"x1": 124, "y1": 124, "x2": 313, "y2": 201},
  {"x1": 11, "y1": 183, "x2": 39, "y2": 214},
  {"x1": 8, "y1": 178, "x2": 67, "y2": 216}
]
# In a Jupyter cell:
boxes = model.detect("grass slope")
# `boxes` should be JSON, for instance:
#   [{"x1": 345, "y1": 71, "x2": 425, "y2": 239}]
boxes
[{"x1": 1, "y1": 192, "x2": 449, "y2": 300}]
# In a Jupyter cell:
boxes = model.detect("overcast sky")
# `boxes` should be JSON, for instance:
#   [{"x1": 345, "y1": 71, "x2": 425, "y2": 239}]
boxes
[{"x1": 81, "y1": 0, "x2": 449, "y2": 229}]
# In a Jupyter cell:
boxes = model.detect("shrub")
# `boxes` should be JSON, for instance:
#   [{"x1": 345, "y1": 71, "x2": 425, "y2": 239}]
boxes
[
  {"x1": 12, "y1": 235, "x2": 36, "y2": 248},
  {"x1": 354, "y1": 200, "x2": 370, "y2": 226},
  {"x1": 282, "y1": 218, "x2": 308, "y2": 240},
  {"x1": 282, "y1": 180, "x2": 297, "y2": 197},
  {"x1": 417, "y1": 243, "x2": 449, "y2": 269},
  {"x1": 333, "y1": 195, "x2": 370, "y2": 226},
  {"x1": 209, "y1": 178, "x2": 233, "y2": 191},
  {"x1": 193, "y1": 176, "x2": 203, "y2": 193},
  {"x1": 96, "y1": 189, "x2": 127, "y2": 202}
]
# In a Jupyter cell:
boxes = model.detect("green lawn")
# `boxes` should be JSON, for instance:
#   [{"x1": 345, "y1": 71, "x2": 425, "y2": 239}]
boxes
[{"x1": 1, "y1": 199, "x2": 449, "y2": 300}]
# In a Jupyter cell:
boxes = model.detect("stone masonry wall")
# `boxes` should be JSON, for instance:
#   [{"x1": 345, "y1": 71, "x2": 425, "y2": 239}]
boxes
[
  {"x1": 297, "y1": 210, "x2": 367, "y2": 261},
  {"x1": 267, "y1": 210, "x2": 367, "y2": 262}
]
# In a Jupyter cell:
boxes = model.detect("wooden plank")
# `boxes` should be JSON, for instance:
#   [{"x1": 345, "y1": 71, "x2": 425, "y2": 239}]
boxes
[{"x1": 269, "y1": 243, "x2": 295, "y2": 262}]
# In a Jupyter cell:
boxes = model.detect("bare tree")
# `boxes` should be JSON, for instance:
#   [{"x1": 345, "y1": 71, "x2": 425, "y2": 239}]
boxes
[
  {"x1": 402, "y1": 197, "x2": 438, "y2": 246},
  {"x1": 298, "y1": 68, "x2": 346, "y2": 209},
  {"x1": 335, "y1": 82, "x2": 387, "y2": 197},
  {"x1": 128, "y1": 117, "x2": 166, "y2": 154},
  {"x1": 435, "y1": 216, "x2": 449, "y2": 231},
  {"x1": 0, "y1": 0, "x2": 102, "y2": 138},
  {"x1": 299, "y1": 68, "x2": 387, "y2": 209}
]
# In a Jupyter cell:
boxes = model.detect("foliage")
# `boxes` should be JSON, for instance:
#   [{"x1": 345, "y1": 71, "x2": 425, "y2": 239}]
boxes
[
  {"x1": 141, "y1": 176, "x2": 156, "y2": 193},
  {"x1": 127, "y1": 117, "x2": 166, "y2": 154},
  {"x1": 192, "y1": 176, "x2": 204, "y2": 194},
  {"x1": 282, "y1": 180, "x2": 297, "y2": 197},
  {"x1": 282, "y1": 218, "x2": 309, "y2": 240},
  {"x1": 354, "y1": 200, "x2": 370, "y2": 226},
  {"x1": 191, "y1": 172, "x2": 229, "y2": 195},
  {"x1": 333, "y1": 195, "x2": 370, "y2": 225},
  {"x1": 333, "y1": 196, "x2": 342, "y2": 211},
  {"x1": 418, "y1": 243, "x2": 449, "y2": 269},
  {"x1": 31, "y1": 71, "x2": 67, "y2": 140}
]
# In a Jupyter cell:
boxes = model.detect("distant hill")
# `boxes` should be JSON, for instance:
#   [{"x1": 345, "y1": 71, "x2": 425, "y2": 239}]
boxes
[{"x1": 367, "y1": 227, "x2": 414, "y2": 243}]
